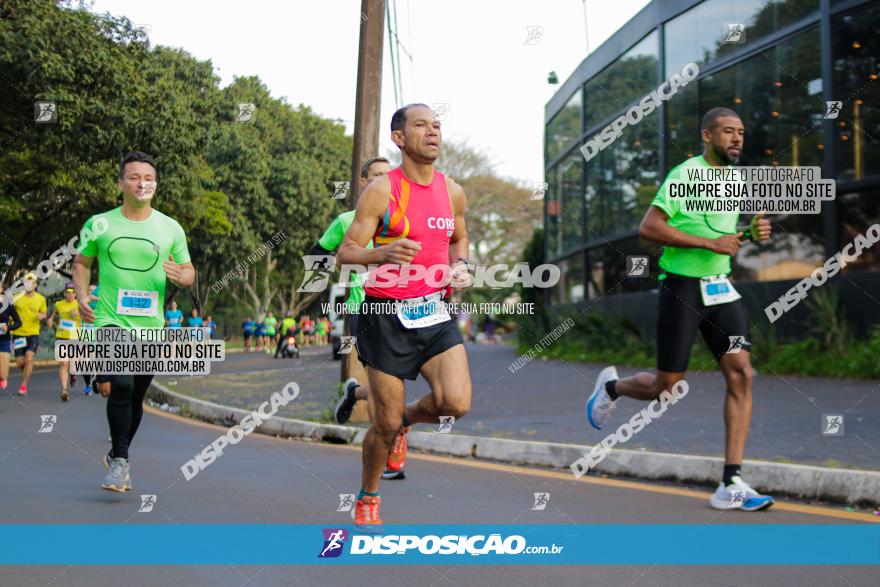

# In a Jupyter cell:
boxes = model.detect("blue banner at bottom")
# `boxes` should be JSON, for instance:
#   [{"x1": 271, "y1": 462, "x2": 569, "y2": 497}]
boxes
[{"x1": 0, "y1": 525, "x2": 877, "y2": 565}]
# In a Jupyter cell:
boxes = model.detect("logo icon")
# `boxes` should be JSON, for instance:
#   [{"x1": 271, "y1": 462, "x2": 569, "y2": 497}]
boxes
[
  {"x1": 729, "y1": 489, "x2": 746, "y2": 508},
  {"x1": 38, "y1": 415, "x2": 57, "y2": 433},
  {"x1": 531, "y1": 492, "x2": 550, "y2": 511},
  {"x1": 432, "y1": 102, "x2": 450, "y2": 122},
  {"x1": 337, "y1": 493, "x2": 355, "y2": 512},
  {"x1": 338, "y1": 336, "x2": 355, "y2": 355},
  {"x1": 138, "y1": 494, "x2": 156, "y2": 513},
  {"x1": 724, "y1": 23, "x2": 745, "y2": 43},
  {"x1": 235, "y1": 103, "x2": 256, "y2": 123},
  {"x1": 318, "y1": 528, "x2": 348, "y2": 558},
  {"x1": 626, "y1": 256, "x2": 649, "y2": 278},
  {"x1": 332, "y1": 181, "x2": 350, "y2": 200},
  {"x1": 35, "y1": 101, "x2": 57, "y2": 124},
  {"x1": 821, "y1": 414, "x2": 844, "y2": 436},
  {"x1": 297, "y1": 255, "x2": 335, "y2": 293},
  {"x1": 824, "y1": 101, "x2": 842, "y2": 120},
  {"x1": 530, "y1": 181, "x2": 548, "y2": 200},
  {"x1": 726, "y1": 336, "x2": 747, "y2": 354},
  {"x1": 438, "y1": 415, "x2": 455, "y2": 434},
  {"x1": 524, "y1": 25, "x2": 544, "y2": 45}
]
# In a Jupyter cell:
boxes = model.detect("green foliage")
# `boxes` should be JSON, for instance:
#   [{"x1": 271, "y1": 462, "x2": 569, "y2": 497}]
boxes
[
  {"x1": 0, "y1": 1, "x2": 352, "y2": 321},
  {"x1": 517, "y1": 300, "x2": 880, "y2": 380}
]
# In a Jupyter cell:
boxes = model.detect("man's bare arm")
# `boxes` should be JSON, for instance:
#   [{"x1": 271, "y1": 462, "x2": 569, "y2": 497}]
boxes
[
  {"x1": 447, "y1": 179, "x2": 469, "y2": 263},
  {"x1": 338, "y1": 175, "x2": 421, "y2": 266},
  {"x1": 639, "y1": 206, "x2": 742, "y2": 256}
]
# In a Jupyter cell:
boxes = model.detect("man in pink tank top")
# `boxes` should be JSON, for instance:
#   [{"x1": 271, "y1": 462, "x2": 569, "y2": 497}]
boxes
[{"x1": 338, "y1": 103, "x2": 472, "y2": 530}]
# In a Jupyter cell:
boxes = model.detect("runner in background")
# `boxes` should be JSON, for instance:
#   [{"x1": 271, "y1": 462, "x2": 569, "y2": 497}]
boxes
[
  {"x1": 82, "y1": 283, "x2": 99, "y2": 396},
  {"x1": 313, "y1": 157, "x2": 393, "y2": 429},
  {"x1": 263, "y1": 311, "x2": 277, "y2": 354},
  {"x1": 46, "y1": 282, "x2": 82, "y2": 401},
  {"x1": 205, "y1": 314, "x2": 217, "y2": 339},
  {"x1": 274, "y1": 311, "x2": 296, "y2": 358},
  {"x1": 186, "y1": 307, "x2": 203, "y2": 328},
  {"x1": 316, "y1": 315, "x2": 328, "y2": 346},
  {"x1": 241, "y1": 316, "x2": 255, "y2": 352},
  {"x1": 0, "y1": 286, "x2": 23, "y2": 392},
  {"x1": 11, "y1": 272, "x2": 46, "y2": 396},
  {"x1": 254, "y1": 316, "x2": 266, "y2": 351},
  {"x1": 164, "y1": 300, "x2": 183, "y2": 329}
]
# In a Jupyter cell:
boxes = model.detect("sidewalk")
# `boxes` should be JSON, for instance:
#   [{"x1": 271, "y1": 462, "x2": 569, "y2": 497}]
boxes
[
  {"x1": 149, "y1": 342, "x2": 880, "y2": 505},
  {"x1": 160, "y1": 342, "x2": 880, "y2": 472}
]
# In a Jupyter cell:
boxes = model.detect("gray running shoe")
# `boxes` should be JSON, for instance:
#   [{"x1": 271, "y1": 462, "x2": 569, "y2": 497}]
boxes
[
  {"x1": 102, "y1": 456, "x2": 130, "y2": 493},
  {"x1": 334, "y1": 378, "x2": 360, "y2": 424}
]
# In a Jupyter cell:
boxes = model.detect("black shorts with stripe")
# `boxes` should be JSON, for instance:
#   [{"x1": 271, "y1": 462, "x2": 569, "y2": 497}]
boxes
[
  {"x1": 355, "y1": 295, "x2": 463, "y2": 380},
  {"x1": 657, "y1": 273, "x2": 751, "y2": 373}
]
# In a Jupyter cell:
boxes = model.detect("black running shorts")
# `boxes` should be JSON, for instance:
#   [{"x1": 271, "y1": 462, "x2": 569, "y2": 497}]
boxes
[
  {"x1": 656, "y1": 273, "x2": 751, "y2": 373},
  {"x1": 355, "y1": 295, "x2": 464, "y2": 380}
]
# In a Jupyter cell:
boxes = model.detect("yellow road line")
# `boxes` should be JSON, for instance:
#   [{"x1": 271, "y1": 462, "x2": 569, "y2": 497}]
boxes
[{"x1": 145, "y1": 404, "x2": 879, "y2": 523}]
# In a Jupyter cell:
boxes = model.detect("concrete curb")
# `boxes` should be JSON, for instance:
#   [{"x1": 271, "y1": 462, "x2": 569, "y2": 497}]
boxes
[{"x1": 148, "y1": 381, "x2": 880, "y2": 507}]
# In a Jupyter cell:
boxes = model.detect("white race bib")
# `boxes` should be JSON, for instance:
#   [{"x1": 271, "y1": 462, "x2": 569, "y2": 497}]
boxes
[
  {"x1": 60, "y1": 319, "x2": 76, "y2": 330},
  {"x1": 396, "y1": 294, "x2": 452, "y2": 330},
  {"x1": 117, "y1": 289, "x2": 159, "y2": 317},
  {"x1": 700, "y1": 275, "x2": 741, "y2": 306},
  {"x1": 13, "y1": 337, "x2": 27, "y2": 350}
]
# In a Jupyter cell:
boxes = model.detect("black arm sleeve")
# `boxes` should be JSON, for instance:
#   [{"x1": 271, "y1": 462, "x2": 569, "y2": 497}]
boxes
[
  {"x1": 5, "y1": 306, "x2": 22, "y2": 332},
  {"x1": 309, "y1": 243, "x2": 333, "y2": 257}
]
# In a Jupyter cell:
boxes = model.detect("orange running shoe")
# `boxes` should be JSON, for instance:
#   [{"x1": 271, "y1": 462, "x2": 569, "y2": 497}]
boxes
[
  {"x1": 383, "y1": 426, "x2": 409, "y2": 480},
  {"x1": 352, "y1": 494, "x2": 383, "y2": 531}
]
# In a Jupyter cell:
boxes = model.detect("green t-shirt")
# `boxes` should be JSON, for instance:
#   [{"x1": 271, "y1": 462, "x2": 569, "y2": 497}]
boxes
[
  {"x1": 79, "y1": 207, "x2": 191, "y2": 328},
  {"x1": 651, "y1": 156, "x2": 738, "y2": 278},
  {"x1": 263, "y1": 316, "x2": 277, "y2": 336},
  {"x1": 318, "y1": 210, "x2": 372, "y2": 313}
]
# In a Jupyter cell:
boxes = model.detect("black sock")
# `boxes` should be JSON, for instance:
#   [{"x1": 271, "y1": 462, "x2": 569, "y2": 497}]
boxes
[
  {"x1": 723, "y1": 464, "x2": 742, "y2": 486},
  {"x1": 605, "y1": 380, "x2": 619, "y2": 400}
]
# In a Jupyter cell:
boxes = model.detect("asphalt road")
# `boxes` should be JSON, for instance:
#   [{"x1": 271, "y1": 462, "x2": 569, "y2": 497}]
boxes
[
  {"x1": 0, "y1": 366, "x2": 876, "y2": 586},
  {"x1": 169, "y1": 342, "x2": 880, "y2": 470}
]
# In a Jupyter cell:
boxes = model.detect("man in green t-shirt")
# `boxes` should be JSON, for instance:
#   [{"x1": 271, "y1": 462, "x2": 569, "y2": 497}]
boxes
[
  {"x1": 73, "y1": 151, "x2": 195, "y2": 493},
  {"x1": 311, "y1": 157, "x2": 409, "y2": 481},
  {"x1": 585, "y1": 108, "x2": 774, "y2": 512}
]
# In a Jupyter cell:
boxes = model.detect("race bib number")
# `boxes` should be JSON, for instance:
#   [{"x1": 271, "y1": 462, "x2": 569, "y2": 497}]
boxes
[
  {"x1": 117, "y1": 289, "x2": 158, "y2": 317},
  {"x1": 700, "y1": 275, "x2": 741, "y2": 306},
  {"x1": 13, "y1": 337, "x2": 27, "y2": 350},
  {"x1": 60, "y1": 319, "x2": 76, "y2": 330},
  {"x1": 396, "y1": 295, "x2": 452, "y2": 330}
]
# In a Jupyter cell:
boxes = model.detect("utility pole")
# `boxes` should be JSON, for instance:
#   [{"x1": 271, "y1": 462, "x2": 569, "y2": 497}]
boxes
[{"x1": 342, "y1": 0, "x2": 386, "y2": 397}]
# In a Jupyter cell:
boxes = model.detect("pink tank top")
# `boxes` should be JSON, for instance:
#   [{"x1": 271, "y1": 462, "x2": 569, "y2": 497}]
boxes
[{"x1": 365, "y1": 167, "x2": 454, "y2": 300}]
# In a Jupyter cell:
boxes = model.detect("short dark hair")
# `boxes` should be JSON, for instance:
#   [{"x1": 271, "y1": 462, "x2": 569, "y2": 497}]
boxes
[
  {"x1": 701, "y1": 107, "x2": 741, "y2": 132},
  {"x1": 390, "y1": 103, "x2": 430, "y2": 133},
  {"x1": 360, "y1": 157, "x2": 390, "y2": 178},
  {"x1": 119, "y1": 151, "x2": 157, "y2": 180}
]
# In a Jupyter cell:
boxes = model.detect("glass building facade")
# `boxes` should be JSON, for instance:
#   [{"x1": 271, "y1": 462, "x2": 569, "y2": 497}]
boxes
[{"x1": 544, "y1": 0, "x2": 880, "y2": 306}]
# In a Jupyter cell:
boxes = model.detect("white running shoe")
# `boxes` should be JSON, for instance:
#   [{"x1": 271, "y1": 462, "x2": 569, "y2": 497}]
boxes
[
  {"x1": 585, "y1": 366, "x2": 619, "y2": 430},
  {"x1": 710, "y1": 475, "x2": 775, "y2": 511}
]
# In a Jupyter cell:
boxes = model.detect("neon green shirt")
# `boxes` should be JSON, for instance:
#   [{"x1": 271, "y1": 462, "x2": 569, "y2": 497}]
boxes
[
  {"x1": 318, "y1": 210, "x2": 371, "y2": 313},
  {"x1": 79, "y1": 207, "x2": 191, "y2": 328},
  {"x1": 280, "y1": 317, "x2": 295, "y2": 334},
  {"x1": 263, "y1": 316, "x2": 277, "y2": 336},
  {"x1": 651, "y1": 156, "x2": 738, "y2": 278}
]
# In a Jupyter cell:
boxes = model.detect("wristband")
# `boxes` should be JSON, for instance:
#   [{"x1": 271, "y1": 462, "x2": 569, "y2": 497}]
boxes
[{"x1": 455, "y1": 257, "x2": 469, "y2": 266}]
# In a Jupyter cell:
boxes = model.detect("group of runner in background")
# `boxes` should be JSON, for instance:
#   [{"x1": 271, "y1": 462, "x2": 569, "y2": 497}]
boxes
[{"x1": 240, "y1": 312, "x2": 330, "y2": 354}]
